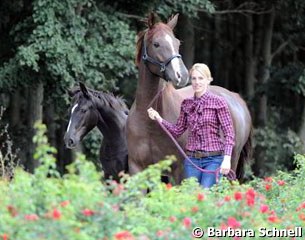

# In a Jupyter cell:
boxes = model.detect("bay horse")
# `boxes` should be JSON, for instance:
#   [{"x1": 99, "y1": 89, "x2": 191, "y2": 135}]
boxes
[
  {"x1": 127, "y1": 13, "x2": 252, "y2": 184},
  {"x1": 64, "y1": 83, "x2": 129, "y2": 181}
]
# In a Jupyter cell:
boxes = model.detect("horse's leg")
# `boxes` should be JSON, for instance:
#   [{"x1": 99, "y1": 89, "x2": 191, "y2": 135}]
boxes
[
  {"x1": 128, "y1": 159, "x2": 142, "y2": 176},
  {"x1": 171, "y1": 161, "x2": 184, "y2": 184},
  {"x1": 235, "y1": 128, "x2": 253, "y2": 181}
]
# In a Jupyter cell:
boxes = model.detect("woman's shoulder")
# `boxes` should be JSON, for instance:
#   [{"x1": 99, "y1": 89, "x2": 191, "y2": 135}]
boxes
[
  {"x1": 181, "y1": 97, "x2": 194, "y2": 112},
  {"x1": 206, "y1": 91, "x2": 227, "y2": 108},
  {"x1": 182, "y1": 97, "x2": 194, "y2": 105}
]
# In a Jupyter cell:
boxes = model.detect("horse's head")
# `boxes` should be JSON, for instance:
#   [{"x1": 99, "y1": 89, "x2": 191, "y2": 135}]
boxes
[
  {"x1": 137, "y1": 13, "x2": 189, "y2": 87},
  {"x1": 64, "y1": 83, "x2": 99, "y2": 149}
]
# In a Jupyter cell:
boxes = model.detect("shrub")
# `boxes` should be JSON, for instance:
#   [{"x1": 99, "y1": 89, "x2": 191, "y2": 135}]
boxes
[{"x1": 0, "y1": 122, "x2": 304, "y2": 239}]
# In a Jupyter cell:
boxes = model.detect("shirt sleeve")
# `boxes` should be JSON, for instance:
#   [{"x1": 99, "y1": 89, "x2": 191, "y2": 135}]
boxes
[
  {"x1": 217, "y1": 98, "x2": 235, "y2": 156},
  {"x1": 161, "y1": 100, "x2": 188, "y2": 139}
]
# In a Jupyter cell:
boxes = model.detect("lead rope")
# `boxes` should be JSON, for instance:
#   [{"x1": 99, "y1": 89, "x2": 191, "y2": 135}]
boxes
[{"x1": 147, "y1": 88, "x2": 237, "y2": 184}]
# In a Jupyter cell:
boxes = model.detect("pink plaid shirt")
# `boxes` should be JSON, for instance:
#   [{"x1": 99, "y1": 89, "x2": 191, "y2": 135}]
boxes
[{"x1": 162, "y1": 91, "x2": 235, "y2": 156}]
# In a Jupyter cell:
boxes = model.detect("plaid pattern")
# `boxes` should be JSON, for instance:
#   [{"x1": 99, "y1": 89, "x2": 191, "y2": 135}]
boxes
[{"x1": 162, "y1": 91, "x2": 235, "y2": 156}]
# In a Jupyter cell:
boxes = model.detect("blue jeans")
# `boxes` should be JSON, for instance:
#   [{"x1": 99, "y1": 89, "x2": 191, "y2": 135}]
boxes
[{"x1": 184, "y1": 155, "x2": 223, "y2": 188}]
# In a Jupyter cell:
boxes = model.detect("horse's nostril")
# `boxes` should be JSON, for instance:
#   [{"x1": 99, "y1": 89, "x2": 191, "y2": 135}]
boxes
[
  {"x1": 68, "y1": 139, "x2": 74, "y2": 146},
  {"x1": 177, "y1": 72, "x2": 181, "y2": 79}
]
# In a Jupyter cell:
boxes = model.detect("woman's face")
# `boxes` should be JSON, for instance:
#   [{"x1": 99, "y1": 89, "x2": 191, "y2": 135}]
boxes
[{"x1": 191, "y1": 69, "x2": 210, "y2": 97}]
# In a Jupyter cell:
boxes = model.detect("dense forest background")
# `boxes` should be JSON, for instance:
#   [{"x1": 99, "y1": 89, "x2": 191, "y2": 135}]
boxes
[{"x1": 0, "y1": 0, "x2": 304, "y2": 178}]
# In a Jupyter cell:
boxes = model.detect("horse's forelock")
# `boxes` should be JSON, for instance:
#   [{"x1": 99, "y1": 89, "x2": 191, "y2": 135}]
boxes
[{"x1": 135, "y1": 23, "x2": 173, "y2": 66}]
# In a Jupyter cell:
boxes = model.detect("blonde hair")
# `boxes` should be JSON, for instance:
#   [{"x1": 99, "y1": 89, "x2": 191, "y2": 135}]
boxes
[{"x1": 189, "y1": 63, "x2": 213, "y2": 81}]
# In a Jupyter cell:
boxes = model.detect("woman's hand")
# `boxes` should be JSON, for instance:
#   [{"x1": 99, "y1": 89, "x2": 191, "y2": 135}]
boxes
[
  {"x1": 147, "y1": 107, "x2": 162, "y2": 122},
  {"x1": 220, "y1": 155, "x2": 231, "y2": 175}
]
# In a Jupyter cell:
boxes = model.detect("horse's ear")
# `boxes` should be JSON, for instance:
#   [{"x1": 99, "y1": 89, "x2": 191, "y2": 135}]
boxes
[
  {"x1": 79, "y1": 82, "x2": 90, "y2": 99},
  {"x1": 68, "y1": 89, "x2": 74, "y2": 97},
  {"x1": 167, "y1": 14, "x2": 179, "y2": 30},
  {"x1": 147, "y1": 12, "x2": 159, "y2": 29}
]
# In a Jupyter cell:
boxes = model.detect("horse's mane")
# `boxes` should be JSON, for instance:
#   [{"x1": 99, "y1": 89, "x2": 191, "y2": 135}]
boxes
[
  {"x1": 70, "y1": 86, "x2": 128, "y2": 112},
  {"x1": 135, "y1": 21, "x2": 173, "y2": 66}
]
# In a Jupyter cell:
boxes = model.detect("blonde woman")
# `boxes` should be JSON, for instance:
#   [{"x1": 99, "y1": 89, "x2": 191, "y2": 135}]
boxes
[{"x1": 147, "y1": 63, "x2": 235, "y2": 188}]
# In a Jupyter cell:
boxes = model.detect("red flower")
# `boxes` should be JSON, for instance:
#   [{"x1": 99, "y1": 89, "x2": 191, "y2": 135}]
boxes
[
  {"x1": 113, "y1": 184, "x2": 125, "y2": 196},
  {"x1": 197, "y1": 193, "x2": 204, "y2": 201},
  {"x1": 82, "y1": 208, "x2": 95, "y2": 216},
  {"x1": 277, "y1": 180, "x2": 285, "y2": 186},
  {"x1": 191, "y1": 206, "x2": 199, "y2": 213},
  {"x1": 1, "y1": 234, "x2": 8, "y2": 240},
  {"x1": 265, "y1": 184, "x2": 272, "y2": 191},
  {"x1": 166, "y1": 183, "x2": 172, "y2": 190},
  {"x1": 52, "y1": 208, "x2": 61, "y2": 220},
  {"x1": 7, "y1": 205, "x2": 18, "y2": 217},
  {"x1": 114, "y1": 230, "x2": 134, "y2": 240},
  {"x1": 169, "y1": 216, "x2": 177, "y2": 222},
  {"x1": 264, "y1": 177, "x2": 273, "y2": 182},
  {"x1": 260, "y1": 204, "x2": 269, "y2": 213},
  {"x1": 224, "y1": 196, "x2": 231, "y2": 202},
  {"x1": 246, "y1": 188, "x2": 255, "y2": 198},
  {"x1": 234, "y1": 192, "x2": 243, "y2": 201},
  {"x1": 60, "y1": 200, "x2": 70, "y2": 207},
  {"x1": 25, "y1": 214, "x2": 39, "y2": 221},
  {"x1": 299, "y1": 213, "x2": 305, "y2": 221},
  {"x1": 183, "y1": 217, "x2": 191, "y2": 228},
  {"x1": 296, "y1": 202, "x2": 305, "y2": 211},
  {"x1": 268, "y1": 215, "x2": 280, "y2": 223},
  {"x1": 220, "y1": 223, "x2": 228, "y2": 230},
  {"x1": 245, "y1": 188, "x2": 256, "y2": 207},
  {"x1": 227, "y1": 217, "x2": 241, "y2": 229},
  {"x1": 156, "y1": 230, "x2": 165, "y2": 237}
]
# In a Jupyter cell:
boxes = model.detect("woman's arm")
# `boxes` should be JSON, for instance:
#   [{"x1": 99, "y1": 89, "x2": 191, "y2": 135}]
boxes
[{"x1": 147, "y1": 101, "x2": 188, "y2": 139}]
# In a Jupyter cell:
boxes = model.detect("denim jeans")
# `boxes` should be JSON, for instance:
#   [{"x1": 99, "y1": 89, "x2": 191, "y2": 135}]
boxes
[{"x1": 184, "y1": 155, "x2": 224, "y2": 188}]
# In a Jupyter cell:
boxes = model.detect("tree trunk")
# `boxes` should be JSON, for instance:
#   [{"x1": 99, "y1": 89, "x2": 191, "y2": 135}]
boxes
[
  {"x1": 211, "y1": 14, "x2": 221, "y2": 82},
  {"x1": 252, "y1": 8, "x2": 275, "y2": 176},
  {"x1": 299, "y1": 101, "x2": 305, "y2": 152},
  {"x1": 26, "y1": 82, "x2": 44, "y2": 173},
  {"x1": 257, "y1": 8, "x2": 275, "y2": 126},
  {"x1": 177, "y1": 14, "x2": 194, "y2": 70},
  {"x1": 9, "y1": 90, "x2": 21, "y2": 128},
  {"x1": 244, "y1": 14, "x2": 256, "y2": 103}
]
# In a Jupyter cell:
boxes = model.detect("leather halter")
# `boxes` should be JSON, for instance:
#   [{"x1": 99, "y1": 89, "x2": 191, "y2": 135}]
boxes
[{"x1": 142, "y1": 33, "x2": 181, "y2": 80}]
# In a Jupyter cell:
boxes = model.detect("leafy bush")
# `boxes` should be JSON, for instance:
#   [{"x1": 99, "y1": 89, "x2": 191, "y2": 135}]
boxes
[
  {"x1": 0, "y1": 123, "x2": 305, "y2": 239},
  {"x1": 254, "y1": 116, "x2": 303, "y2": 174}
]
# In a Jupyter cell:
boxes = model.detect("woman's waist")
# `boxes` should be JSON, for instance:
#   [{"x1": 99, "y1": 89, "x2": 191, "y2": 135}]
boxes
[{"x1": 185, "y1": 149, "x2": 223, "y2": 158}]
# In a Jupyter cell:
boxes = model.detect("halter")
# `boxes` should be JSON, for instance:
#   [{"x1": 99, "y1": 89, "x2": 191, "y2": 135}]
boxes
[{"x1": 142, "y1": 33, "x2": 181, "y2": 80}]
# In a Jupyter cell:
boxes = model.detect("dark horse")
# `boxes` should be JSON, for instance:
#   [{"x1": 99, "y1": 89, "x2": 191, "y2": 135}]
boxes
[
  {"x1": 64, "y1": 83, "x2": 129, "y2": 181},
  {"x1": 127, "y1": 13, "x2": 252, "y2": 183}
]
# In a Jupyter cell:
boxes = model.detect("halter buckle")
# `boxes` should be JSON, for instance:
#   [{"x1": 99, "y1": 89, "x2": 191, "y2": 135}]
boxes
[{"x1": 160, "y1": 65, "x2": 166, "y2": 72}]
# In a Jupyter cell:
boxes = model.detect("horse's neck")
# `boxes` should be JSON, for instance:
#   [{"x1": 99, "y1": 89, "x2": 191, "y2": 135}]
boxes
[
  {"x1": 98, "y1": 115, "x2": 127, "y2": 162},
  {"x1": 135, "y1": 62, "x2": 166, "y2": 110},
  {"x1": 94, "y1": 102, "x2": 127, "y2": 143}
]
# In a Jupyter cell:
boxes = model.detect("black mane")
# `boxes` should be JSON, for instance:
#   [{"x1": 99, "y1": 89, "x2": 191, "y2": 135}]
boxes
[{"x1": 70, "y1": 86, "x2": 128, "y2": 112}]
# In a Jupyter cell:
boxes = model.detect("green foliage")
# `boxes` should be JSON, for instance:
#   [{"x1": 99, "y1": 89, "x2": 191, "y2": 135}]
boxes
[
  {"x1": 155, "y1": 0, "x2": 215, "y2": 19},
  {"x1": 33, "y1": 121, "x2": 59, "y2": 179},
  {"x1": 254, "y1": 120, "x2": 303, "y2": 174},
  {"x1": 0, "y1": 0, "x2": 137, "y2": 95},
  {"x1": 1, "y1": 123, "x2": 305, "y2": 239}
]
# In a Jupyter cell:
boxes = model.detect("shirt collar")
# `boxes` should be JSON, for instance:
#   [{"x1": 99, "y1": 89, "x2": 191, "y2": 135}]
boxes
[{"x1": 193, "y1": 91, "x2": 210, "y2": 101}]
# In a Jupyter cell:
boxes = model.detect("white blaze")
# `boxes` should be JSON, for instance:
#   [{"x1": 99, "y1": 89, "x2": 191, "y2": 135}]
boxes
[
  {"x1": 164, "y1": 34, "x2": 181, "y2": 82},
  {"x1": 66, "y1": 104, "x2": 78, "y2": 132}
]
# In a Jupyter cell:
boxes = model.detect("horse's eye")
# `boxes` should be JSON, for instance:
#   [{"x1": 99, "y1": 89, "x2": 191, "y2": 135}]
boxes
[
  {"x1": 153, "y1": 42, "x2": 160, "y2": 48},
  {"x1": 81, "y1": 109, "x2": 87, "y2": 113}
]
